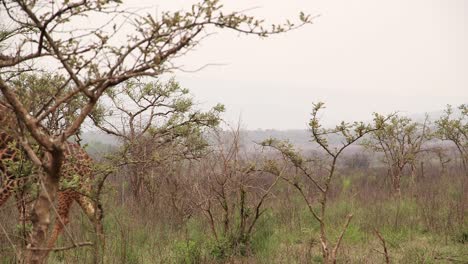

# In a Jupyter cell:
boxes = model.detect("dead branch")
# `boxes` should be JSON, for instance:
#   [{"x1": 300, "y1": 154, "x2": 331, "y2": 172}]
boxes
[
  {"x1": 28, "y1": 242, "x2": 93, "y2": 252},
  {"x1": 373, "y1": 228, "x2": 390, "y2": 264}
]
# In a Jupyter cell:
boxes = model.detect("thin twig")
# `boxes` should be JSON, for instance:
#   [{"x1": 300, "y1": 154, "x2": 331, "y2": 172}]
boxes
[
  {"x1": 332, "y1": 214, "x2": 353, "y2": 256},
  {"x1": 373, "y1": 228, "x2": 390, "y2": 264},
  {"x1": 28, "y1": 241, "x2": 93, "y2": 252}
]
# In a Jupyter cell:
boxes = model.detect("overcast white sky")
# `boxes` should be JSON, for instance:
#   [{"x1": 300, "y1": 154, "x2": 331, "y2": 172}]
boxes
[
  {"x1": 173, "y1": 1, "x2": 468, "y2": 128},
  {"x1": 152, "y1": 0, "x2": 467, "y2": 129}
]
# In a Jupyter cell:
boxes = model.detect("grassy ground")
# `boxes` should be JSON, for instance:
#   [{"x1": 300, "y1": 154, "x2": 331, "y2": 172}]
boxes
[{"x1": 1, "y1": 171, "x2": 467, "y2": 263}]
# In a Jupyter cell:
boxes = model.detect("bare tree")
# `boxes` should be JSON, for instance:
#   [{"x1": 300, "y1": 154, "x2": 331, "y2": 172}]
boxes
[
  {"x1": 0, "y1": 1, "x2": 312, "y2": 262},
  {"x1": 192, "y1": 127, "x2": 282, "y2": 258},
  {"x1": 373, "y1": 228, "x2": 390, "y2": 264},
  {"x1": 262, "y1": 102, "x2": 384, "y2": 264}
]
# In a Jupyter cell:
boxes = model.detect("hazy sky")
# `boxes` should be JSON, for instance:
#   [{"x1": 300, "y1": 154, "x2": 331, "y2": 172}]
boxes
[{"x1": 149, "y1": 0, "x2": 467, "y2": 129}]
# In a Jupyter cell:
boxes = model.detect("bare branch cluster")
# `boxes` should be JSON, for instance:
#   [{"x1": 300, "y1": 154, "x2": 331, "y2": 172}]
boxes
[{"x1": 192, "y1": 127, "x2": 283, "y2": 257}]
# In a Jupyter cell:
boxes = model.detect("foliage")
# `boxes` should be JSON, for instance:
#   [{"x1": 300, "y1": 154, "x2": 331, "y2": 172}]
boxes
[
  {"x1": 174, "y1": 239, "x2": 202, "y2": 264},
  {"x1": 10, "y1": 73, "x2": 87, "y2": 134},
  {"x1": 435, "y1": 104, "x2": 468, "y2": 172},
  {"x1": 362, "y1": 113, "x2": 429, "y2": 195},
  {"x1": 94, "y1": 78, "x2": 224, "y2": 153},
  {"x1": 95, "y1": 78, "x2": 225, "y2": 201}
]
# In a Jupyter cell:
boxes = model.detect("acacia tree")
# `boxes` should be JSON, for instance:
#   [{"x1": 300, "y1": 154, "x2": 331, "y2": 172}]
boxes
[
  {"x1": 362, "y1": 114, "x2": 429, "y2": 197},
  {"x1": 0, "y1": 0, "x2": 312, "y2": 262},
  {"x1": 91, "y1": 78, "x2": 224, "y2": 201},
  {"x1": 262, "y1": 102, "x2": 383, "y2": 264},
  {"x1": 435, "y1": 104, "x2": 467, "y2": 174}
]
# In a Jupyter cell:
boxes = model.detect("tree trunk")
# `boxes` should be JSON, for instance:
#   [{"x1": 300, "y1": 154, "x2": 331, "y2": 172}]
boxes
[
  {"x1": 26, "y1": 149, "x2": 63, "y2": 264},
  {"x1": 389, "y1": 164, "x2": 404, "y2": 199},
  {"x1": 410, "y1": 163, "x2": 416, "y2": 185},
  {"x1": 92, "y1": 177, "x2": 106, "y2": 264},
  {"x1": 392, "y1": 173, "x2": 401, "y2": 199},
  {"x1": 420, "y1": 161, "x2": 424, "y2": 179},
  {"x1": 26, "y1": 174, "x2": 59, "y2": 263}
]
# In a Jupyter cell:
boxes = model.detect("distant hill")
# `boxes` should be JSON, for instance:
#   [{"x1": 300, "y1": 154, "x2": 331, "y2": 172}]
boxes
[
  {"x1": 80, "y1": 108, "x2": 459, "y2": 155},
  {"x1": 238, "y1": 129, "x2": 363, "y2": 153},
  {"x1": 81, "y1": 131, "x2": 120, "y2": 146},
  {"x1": 240, "y1": 129, "x2": 311, "y2": 149},
  {"x1": 80, "y1": 131, "x2": 120, "y2": 159}
]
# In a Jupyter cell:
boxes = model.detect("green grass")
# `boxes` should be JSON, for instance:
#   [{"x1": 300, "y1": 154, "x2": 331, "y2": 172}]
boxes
[{"x1": 2, "y1": 178, "x2": 467, "y2": 264}]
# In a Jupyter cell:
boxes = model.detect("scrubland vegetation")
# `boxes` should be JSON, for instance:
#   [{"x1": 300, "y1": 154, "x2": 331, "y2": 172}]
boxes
[
  {"x1": 0, "y1": 1, "x2": 466, "y2": 263},
  {"x1": 1, "y1": 101, "x2": 467, "y2": 263}
]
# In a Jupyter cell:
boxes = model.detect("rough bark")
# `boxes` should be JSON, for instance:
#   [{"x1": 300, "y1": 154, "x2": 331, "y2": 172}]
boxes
[{"x1": 26, "y1": 148, "x2": 64, "y2": 264}]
